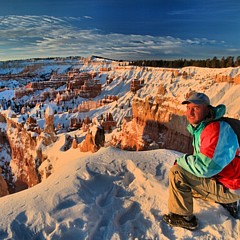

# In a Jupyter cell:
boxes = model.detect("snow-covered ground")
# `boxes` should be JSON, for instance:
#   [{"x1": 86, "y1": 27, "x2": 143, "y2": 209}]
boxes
[{"x1": 0, "y1": 144, "x2": 239, "y2": 239}]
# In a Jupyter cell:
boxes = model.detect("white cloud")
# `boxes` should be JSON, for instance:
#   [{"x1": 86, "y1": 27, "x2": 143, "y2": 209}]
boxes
[
  {"x1": 0, "y1": 15, "x2": 230, "y2": 61},
  {"x1": 83, "y1": 16, "x2": 93, "y2": 19}
]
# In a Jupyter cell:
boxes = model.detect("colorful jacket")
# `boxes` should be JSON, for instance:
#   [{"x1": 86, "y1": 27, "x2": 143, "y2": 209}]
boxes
[{"x1": 176, "y1": 104, "x2": 240, "y2": 190}]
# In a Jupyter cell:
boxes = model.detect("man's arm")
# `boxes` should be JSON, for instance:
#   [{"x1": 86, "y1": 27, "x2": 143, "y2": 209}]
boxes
[{"x1": 176, "y1": 121, "x2": 238, "y2": 177}]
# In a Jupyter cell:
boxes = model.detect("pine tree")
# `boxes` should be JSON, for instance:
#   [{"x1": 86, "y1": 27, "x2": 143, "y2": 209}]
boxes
[
  {"x1": 234, "y1": 56, "x2": 240, "y2": 67},
  {"x1": 226, "y1": 56, "x2": 234, "y2": 67},
  {"x1": 220, "y1": 57, "x2": 226, "y2": 68}
]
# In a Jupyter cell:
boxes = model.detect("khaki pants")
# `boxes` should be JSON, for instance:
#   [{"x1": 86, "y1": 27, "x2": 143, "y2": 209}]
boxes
[{"x1": 168, "y1": 165, "x2": 240, "y2": 216}]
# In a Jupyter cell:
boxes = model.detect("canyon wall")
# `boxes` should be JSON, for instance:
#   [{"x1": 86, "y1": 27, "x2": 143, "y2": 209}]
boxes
[
  {"x1": 215, "y1": 73, "x2": 240, "y2": 84},
  {"x1": 2, "y1": 63, "x2": 240, "y2": 196},
  {"x1": 0, "y1": 115, "x2": 10, "y2": 196},
  {"x1": 6, "y1": 118, "x2": 41, "y2": 191},
  {"x1": 1, "y1": 107, "x2": 57, "y2": 193},
  {"x1": 0, "y1": 168, "x2": 9, "y2": 197},
  {"x1": 112, "y1": 92, "x2": 193, "y2": 153}
]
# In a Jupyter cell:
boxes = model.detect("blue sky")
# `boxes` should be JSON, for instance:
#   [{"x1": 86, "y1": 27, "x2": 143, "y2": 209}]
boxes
[{"x1": 0, "y1": 0, "x2": 240, "y2": 61}]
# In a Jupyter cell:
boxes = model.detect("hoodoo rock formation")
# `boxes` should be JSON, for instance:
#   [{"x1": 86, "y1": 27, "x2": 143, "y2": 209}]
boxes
[
  {"x1": 41, "y1": 105, "x2": 58, "y2": 146},
  {"x1": 6, "y1": 117, "x2": 40, "y2": 191},
  {"x1": 0, "y1": 114, "x2": 14, "y2": 194},
  {"x1": 79, "y1": 126, "x2": 105, "y2": 153},
  {"x1": 0, "y1": 105, "x2": 59, "y2": 193}
]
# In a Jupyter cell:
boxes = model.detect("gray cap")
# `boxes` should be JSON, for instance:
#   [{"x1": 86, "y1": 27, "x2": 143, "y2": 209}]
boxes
[{"x1": 182, "y1": 92, "x2": 210, "y2": 105}]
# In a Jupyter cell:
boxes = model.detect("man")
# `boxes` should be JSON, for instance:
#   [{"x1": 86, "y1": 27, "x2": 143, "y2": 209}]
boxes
[{"x1": 163, "y1": 92, "x2": 240, "y2": 230}]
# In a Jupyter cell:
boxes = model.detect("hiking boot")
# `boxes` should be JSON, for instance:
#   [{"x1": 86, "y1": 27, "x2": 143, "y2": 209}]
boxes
[
  {"x1": 220, "y1": 201, "x2": 239, "y2": 218},
  {"x1": 163, "y1": 213, "x2": 198, "y2": 230}
]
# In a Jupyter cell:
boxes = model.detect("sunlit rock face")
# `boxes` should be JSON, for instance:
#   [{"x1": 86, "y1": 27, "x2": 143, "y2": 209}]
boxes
[
  {"x1": 215, "y1": 73, "x2": 240, "y2": 84},
  {"x1": 0, "y1": 168, "x2": 9, "y2": 197},
  {"x1": 113, "y1": 94, "x2": 193, "y2": 153},
  {"x1": 0, "y1": 114, "x2": 10, "y2": 196},
  {"x1": 5, "y1": 117, "x2": 40, "y2": 192},
  {"x1": 42, "y1": 105, "x2": 58, "y2": 145},
  {"x1": 36, "y1": 105, "x2": 58, "y2": 181},
  {"x1": 1, "y1": 105, "x2": 59, "y2": 193},
  {"x1": 79, "y1": 126, "x2": 105, "y2": 153}
]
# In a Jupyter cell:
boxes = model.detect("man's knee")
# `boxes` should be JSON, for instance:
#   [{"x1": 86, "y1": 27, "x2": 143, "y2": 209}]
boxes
[
  {"x1": 168, "y1": 165, "x2": 186, "y2": 185},
  {"x1": 170, "y1": 164, "x2": 185, "y2": 175}
]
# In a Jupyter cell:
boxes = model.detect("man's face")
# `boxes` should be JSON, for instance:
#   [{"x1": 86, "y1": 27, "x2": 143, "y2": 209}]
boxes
[{"x1": 186, "y1": 103, "x2": 209, "y2": 125}]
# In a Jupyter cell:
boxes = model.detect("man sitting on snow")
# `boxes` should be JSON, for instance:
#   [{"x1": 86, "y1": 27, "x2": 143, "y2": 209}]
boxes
[{"x1": 163, "y1": 92, "x2": 240, "y2": 230}]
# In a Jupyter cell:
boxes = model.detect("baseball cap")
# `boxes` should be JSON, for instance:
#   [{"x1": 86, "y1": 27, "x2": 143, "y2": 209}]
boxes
[{"x1": 182, "y1": 92, "x2": 210, "y2": 105}]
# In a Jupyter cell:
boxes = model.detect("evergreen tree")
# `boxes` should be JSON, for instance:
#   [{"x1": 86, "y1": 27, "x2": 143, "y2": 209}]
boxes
[
  {"x1": 226, "y1": 56, "x2": 234, "y2": 67},
  {"x1": 211, "y1": 57, "x2": 220, "y2": 68},
  {"x1": 206, "y1": 59, "x2": 211, "y2": 68},
  {"x1": 235, "y1": 56, "x2": 240, "y2": 67},
  {"x1": 220, "y1": 57, "x2": 226, "y2": 68},
  {"x1": 129, "y1": 56, "x2": 239, "y2": 69}
]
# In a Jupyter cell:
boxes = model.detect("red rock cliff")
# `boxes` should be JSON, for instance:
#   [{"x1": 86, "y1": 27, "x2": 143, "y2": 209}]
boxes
[
  {"x1": 6, "y1": 118, "x2": 40, "y2": 191},
  {"x1": 113, "y1": 94, "x2": 193, "y2": 153}
]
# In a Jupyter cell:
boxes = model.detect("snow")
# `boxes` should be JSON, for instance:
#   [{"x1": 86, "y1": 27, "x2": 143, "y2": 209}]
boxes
[
  {"x1": 0, "y1": 146, "x2": 239, "y2": 239},
  {"x1": 0, "y1": 60, "x2": 240, "y2": 239},
  {"x1": 0, "y1": 90, "x2": 15, "y2": 101},
  {"x1": 45, "y1": 104, "x2": 54, "y2": 116}
]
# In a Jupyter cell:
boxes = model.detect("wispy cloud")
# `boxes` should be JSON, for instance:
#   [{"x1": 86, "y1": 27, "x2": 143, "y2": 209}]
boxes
[
  {"x1": 83, "y1": 16, "x2": 93, "y2": 19},
  {"x1": 0, "y1": 15, "x2": 230, "y2": 61}
]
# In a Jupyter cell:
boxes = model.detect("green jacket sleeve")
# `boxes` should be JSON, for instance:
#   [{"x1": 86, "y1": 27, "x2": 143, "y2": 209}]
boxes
[{"x1": 176, "y1": 153, "x2": 222, "y2": 178}]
